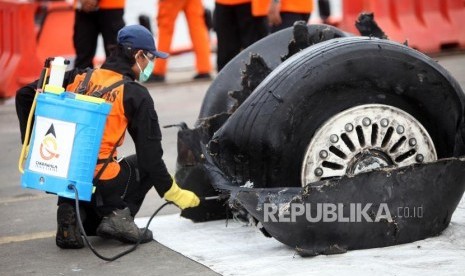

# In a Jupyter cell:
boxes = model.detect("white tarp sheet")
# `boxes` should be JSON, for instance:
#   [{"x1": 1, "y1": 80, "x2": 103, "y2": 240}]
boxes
[{"x1": 136, "y1": 197, "x2": 465, "y2": 276}]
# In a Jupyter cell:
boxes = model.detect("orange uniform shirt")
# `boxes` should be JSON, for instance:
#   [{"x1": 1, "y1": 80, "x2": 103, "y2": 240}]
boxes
[
  {"x1": 252, "y1": 0, "x2": 313, "y2": 16},
  {"x1": 74, "y1": 0, "x2": 125, "y2": 10},
  {"x1": 216, "y1": 0, "x2": 251, "y2": 5},
  {"x1": 99, "y1": 0, "x2": 125, "y2": 9}
]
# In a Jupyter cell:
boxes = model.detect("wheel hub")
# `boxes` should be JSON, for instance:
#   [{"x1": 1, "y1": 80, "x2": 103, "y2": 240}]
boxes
[
  {"x1": 348, "y1": 149, "x2": 394, "y2": 176},
  {"x1": 301, "y1": 104, "x2": 437, "y2": 186}
]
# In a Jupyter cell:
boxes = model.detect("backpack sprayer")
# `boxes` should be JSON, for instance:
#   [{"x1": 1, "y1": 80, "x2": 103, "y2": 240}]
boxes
[
  {"x1": 18, "y1": 57, "x2": 220, "y2": 261},
  {"x1": 19, "y1": 57, "x2": 111, "y2": 201}
]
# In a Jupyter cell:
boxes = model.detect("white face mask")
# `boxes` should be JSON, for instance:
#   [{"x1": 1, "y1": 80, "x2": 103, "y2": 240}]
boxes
[{"x1": 136, "y1": 53, "x2": 154, "y2": 83}]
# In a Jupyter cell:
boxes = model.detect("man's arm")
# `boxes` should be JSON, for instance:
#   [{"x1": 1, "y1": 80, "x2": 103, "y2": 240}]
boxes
[
  {"x1": 124, "y1": 83, "x2": 173, "y2": 196},
  {"x1": 124, "y1": 83, "x2": 199, "y2": 209}
]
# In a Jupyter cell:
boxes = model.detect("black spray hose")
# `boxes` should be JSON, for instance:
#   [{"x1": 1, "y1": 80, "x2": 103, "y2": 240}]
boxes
[
  {"x1": 68, "y1": 184, "x2": 220, "y2": 262},
  {"x1": 69, "y1": 184, "x2": 172, "y2": 262}
]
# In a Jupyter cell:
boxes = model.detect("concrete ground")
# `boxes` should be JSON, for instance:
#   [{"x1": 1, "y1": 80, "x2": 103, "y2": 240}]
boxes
[{"x1": 0, "y1": 52, "x2": 464, "y2": 275}]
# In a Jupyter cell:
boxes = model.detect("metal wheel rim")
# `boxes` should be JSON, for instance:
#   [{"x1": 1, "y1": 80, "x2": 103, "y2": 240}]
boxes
[{"x1": 301, "y1": 104, "x2": 437, "y2": 186}]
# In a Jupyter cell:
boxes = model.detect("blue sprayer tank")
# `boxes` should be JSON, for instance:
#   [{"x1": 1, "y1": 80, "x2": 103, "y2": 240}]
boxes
[{"x1": 21, "y1": 91, "x2": 111, "y2": 201}]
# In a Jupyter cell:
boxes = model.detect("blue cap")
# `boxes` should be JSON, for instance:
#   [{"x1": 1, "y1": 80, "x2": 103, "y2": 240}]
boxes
[{"x1": 117, "y1": 25, "x2": 169, "y2": 59}]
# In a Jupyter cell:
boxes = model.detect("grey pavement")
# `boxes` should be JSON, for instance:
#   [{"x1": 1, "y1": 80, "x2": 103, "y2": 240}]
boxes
[{"x1": 1, "y1": 51, "x2": 465, "y2": 275}]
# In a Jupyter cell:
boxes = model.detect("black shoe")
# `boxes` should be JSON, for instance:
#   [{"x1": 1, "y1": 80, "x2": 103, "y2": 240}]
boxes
[
  {"x1": 146, "y1": 74, "x2": 165, "y2": 83},
  {"x1": 96, "y1": 208, "x2": 153, "y2": 244},
  {"x1": 193, "y1": 73, "x2": 212, "y2": 81},
  {"x1": 56, "y1": 203, "x2": 84, "y2": 249}
]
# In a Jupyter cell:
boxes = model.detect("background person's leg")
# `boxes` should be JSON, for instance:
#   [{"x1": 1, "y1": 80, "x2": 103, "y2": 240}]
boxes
[
  {"x1": 153, "y1": 0, "x2": 186, "y2": 77},
  {"x1": 99, "y1": 9, "x2": 125, "y2": 58},
  {"x1": 235, "y1": 3, "x2": 268, "y2": 51},
  {"x1": 184, "y1": 0, "x2": 212, "y2": 77},
  {"x1": 318, "y1": 0, "x2": 331, "y2": 23},
  {"x1": 73, "y1": 10, "x2": 99, "y2": 69},
  {"x1": 214, "y1": 3, "x2": 241, "y2": 72}
]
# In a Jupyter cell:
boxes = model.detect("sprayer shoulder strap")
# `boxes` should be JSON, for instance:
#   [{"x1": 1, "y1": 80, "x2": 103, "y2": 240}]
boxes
[
  {"x1": 76, "y1": 68, "x2": 95, "y2": 95},
  {"x1": 76, "y1": 68, "x2": 131, "y2": 98},
  {"x1": 91, "y1": 76, "x2": 131, "y2": 98},
  {"x1": 91, "y1": 75, "x2": 132, "y2": 185}
]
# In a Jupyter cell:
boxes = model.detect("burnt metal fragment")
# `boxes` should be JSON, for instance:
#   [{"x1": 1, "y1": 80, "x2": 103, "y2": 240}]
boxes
[
  {"x1": 229, "y1": 54, "x2": 272, "y2": 112},
  {"x1": 355, "y1": 12, "x2": 388, "y2": 39},
  {"x1": 177, "y1": 165, "x2": 230, "y2": 222},
  {"x1": 281, "y1": 21, "x2": 312, "y2": 61},
  {"x1": 228, "y1": 158, "x2": 465, "y2": 256},
  {"x1": 175, "y1": 124, "x2": 231, "y2": 221},
  {"x1": 282, "y1": 21, "x2": 347, "y2": 61}
]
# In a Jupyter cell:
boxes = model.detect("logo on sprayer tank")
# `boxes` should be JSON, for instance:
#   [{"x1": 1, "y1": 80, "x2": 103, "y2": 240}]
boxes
[
  {"x1": 39, "y1": 124, "x2": 60, "y2": 160},
  {"x1": 29, "y1": 116, "x2": 75, "y2": 177}
]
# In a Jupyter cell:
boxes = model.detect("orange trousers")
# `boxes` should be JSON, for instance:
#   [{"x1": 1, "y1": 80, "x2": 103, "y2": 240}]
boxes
[{"x1": 154, "y1": 0, "x2": 212, "y2": 75}]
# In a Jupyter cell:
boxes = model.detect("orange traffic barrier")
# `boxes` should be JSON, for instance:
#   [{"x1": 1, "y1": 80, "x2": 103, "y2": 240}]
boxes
[
  {"x1": 0, "y1": 0, "x2": 42, "y2": 98},
  {"x1": 339, "y1": 0, "x2": 465, "y2": 53},
  {"x1": 390, "y1": 0, "x2": 440, "y2": 52},
  {"x1": 418, "y1": 0, "x2": 462, "y2": 50},
  {"x1": 36, "y1": 1, "x2": 75, "y2": 62},
  {"x1": 0, "y1": 0, "x2": 75, "y2": 98},
  {"x1": 339, "y1": 0, "x2": 404, "y2": 40},
  {"x1": 339, "y1": 0, "x2": 365, "y2": 34},
  {"x1": 444, "y1": 0, "x2": 465, "y2": 48}
]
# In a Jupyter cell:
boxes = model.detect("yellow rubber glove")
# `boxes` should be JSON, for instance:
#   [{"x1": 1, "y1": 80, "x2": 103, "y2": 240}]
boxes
[{"x1": 163, "y1": 181, "x2": 200, "y2": 210}]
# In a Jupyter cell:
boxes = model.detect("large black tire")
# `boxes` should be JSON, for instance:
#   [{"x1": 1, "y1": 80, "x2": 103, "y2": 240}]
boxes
[{"x1": 209, "y1": 37, "x2": 465, "y2": 188}]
